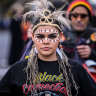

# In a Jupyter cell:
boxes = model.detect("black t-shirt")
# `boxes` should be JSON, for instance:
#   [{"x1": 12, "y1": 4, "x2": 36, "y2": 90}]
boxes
[{"x1": 0, "y1": 58, "x2": 96, "y2": 96}]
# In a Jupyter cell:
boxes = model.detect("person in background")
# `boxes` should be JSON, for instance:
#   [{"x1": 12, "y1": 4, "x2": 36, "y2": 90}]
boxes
[
  {"x1": 62, "y1": 0, "x2": 96, "y2": 81},
  {"x1": 88, "y1": 0, "x2": 96, "y2": 28},
  {"x1": 7, "y1": 2, "x2": 25, "y2": 65},
  {"x1": 0, "y1": 0, "x2": 96, "y2": 96},
  {"x1": 20, "y1": 25, "x2": 34, "y2": 61}
]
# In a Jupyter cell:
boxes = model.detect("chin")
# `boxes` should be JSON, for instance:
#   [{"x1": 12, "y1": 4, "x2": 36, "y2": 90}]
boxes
[
  {"x1": 75, "y1": 27, "x2": 85, "y2": 31},
  {"x1": 40, "y1": 51, "x2": 54, "y2": 57},
  {"x1": 42, "y1": 52, "x2": 52, "y2": 56}
]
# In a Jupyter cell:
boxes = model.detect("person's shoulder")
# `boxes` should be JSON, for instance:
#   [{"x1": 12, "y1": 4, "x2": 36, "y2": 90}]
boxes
[
  {"x1": 11, "y1": 59, "x2": 28, "y2": 70},
  {"x1": 68, "y1": 58, "x2": 82, "y2": 69},
  {"x1": 89, "y1": 27, "x2": 96, "y2": 33}
]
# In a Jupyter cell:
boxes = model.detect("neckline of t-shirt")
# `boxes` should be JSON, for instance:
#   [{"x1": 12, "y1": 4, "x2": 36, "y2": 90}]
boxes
[{"x1": 38, "y1": 58, "x2": 58, "y2": 64}]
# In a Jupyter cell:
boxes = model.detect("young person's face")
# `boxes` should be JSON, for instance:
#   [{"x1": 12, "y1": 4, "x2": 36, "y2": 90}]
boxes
[
  {"x1": 32, "y1": 26, "x2": 62, "y2": 60},
  {"x1": 71, "y1": 6, "x2": 89, "y2": 31}
]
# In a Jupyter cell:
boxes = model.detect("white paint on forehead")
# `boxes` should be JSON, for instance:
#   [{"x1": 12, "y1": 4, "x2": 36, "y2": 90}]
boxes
[
  {"x1": 55, "y1": 30, "x2": 58, "y2": 33},
  {"x1": 42, "y1": 29, "x2": 44, "y2": 32},
  {"x1": 51, "y1": 29, "x2": 53, "y2": 32},
  {"x1": 46, "y1": 29, "x2": 49, "y2": 32},
  {"x1": 35, "y1": 29, "x2": 59, "y2": 34}
]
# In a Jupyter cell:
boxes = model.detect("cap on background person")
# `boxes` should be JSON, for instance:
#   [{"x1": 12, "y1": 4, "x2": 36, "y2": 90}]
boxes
[{"x1": 67, "y1": 0, "x2": 93, "y2": 20}]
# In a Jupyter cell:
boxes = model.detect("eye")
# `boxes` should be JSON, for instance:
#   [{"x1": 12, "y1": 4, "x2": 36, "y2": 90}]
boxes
[
  {"x1": 48, "y1": 35, "x2": 57, "y2": 39},
  {"x1": 36, "y1": 35, "x2": 45, "y2": 39}
]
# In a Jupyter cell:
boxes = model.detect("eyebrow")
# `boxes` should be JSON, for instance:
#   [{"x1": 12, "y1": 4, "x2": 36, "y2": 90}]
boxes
[
  {"x1": 34, "y1": 33, "x2": 58, "y2": 35},
  {"x1": 48, "y1": 33, "x2": 58, "y2": 36}
]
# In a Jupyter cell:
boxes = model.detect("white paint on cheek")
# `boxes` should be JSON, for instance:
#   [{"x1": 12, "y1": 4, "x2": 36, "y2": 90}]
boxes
[
  {"x1": 48, "y1": 39, "x2": 50, "y2": 42},
  {"x1": 51, "y1": 40, "x2": 54, "y2": 42},
  {"x1": 56, "y1": 38, "x2": 59, "y2": 40},
  {"x1": 45, "y1": 38, "x2": 48, "y2": 41},
  {"x1": 54, "y1": 40, "x2": 57, "y2": 42},
  {"x1": 37, "y1": 39, "x2": 39, "y2": 42},
  {"x1": 40, "y1": 40, "x2": 43, "y2": 43}
]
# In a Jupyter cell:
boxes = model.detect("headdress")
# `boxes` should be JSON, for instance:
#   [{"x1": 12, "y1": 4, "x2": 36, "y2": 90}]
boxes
[
  {"x1": 23, "y1": 0, "x2": 70, "y2": 32},
  {"x1": 67, "y1": 0, "x2": 93, "y2": 20}
]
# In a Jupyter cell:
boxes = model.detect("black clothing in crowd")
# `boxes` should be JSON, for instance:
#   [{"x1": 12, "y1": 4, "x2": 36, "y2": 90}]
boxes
[
  {"x1": 62, "y1": 27, "x2": 96, "y2": 63},
  {"x1": 0, "y1": 58, "x2": 96, "y2": 96},
  {"x1": 9, "y1": 18, "x2": 24, "y2": 64}
]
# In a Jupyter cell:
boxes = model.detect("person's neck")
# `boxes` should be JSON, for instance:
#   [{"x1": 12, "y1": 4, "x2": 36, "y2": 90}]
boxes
[
  {"x1": 72, "y1": 28, "x2": 87, "y2": 37},
  {"x1": 38, "y1": 53, "x2": 57, "y2": 61}
]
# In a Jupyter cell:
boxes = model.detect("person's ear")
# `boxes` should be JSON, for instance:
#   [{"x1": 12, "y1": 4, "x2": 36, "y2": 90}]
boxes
[{"x1": 60, "y1": 32, "x2": 66, "y2": 42}]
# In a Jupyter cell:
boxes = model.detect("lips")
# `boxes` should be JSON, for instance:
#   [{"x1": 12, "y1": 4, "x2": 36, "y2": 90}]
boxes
[
  {"x1": 75, "y1": 22, "x2": 84, "y2": 27},
  {"x1": 76, "y1": 24, "x2": 83, "y2": 27},
  {"x1": 43, "y1": 47, "x2": 50, "y2": 51}
]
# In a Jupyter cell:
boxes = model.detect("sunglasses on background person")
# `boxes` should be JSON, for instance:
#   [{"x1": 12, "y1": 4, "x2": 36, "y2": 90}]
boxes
[{"x1": 71, "y1": 13, "x2": 89, "y2": 19}]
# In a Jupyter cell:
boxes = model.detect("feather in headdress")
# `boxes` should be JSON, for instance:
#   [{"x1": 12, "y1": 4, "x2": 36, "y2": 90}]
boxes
[
  {"x1": 23, "y1": 0, "x2": 70, "y2": 31},
  {"x1": 26, "y1": 0, "x2": 54, "y2": 11}
]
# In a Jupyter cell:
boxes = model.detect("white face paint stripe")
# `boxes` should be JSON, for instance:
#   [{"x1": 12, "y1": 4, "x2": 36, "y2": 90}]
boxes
[
  {"x1": 56, "y1": 38, "x2": 59, "y2": 40},
  {"x1": 46, "y1": 29, "x2": 49, "y2": 32},
  {"x1": 51, "y1": 40, "x2": 53, "y2": 42},
  {"x1": 37, "y1": 39, "x2": 39, "y2": 41},
  {"x1": 35, "y1": 37, "x2": 59, "y2": 42},
  {"x1": 35, "y1": 29, "x2": 59, "y2": 33},
  {"x1": 45, "y1": 38, "x2": 48, "y2": 41},
  {"x1": 40, "y1": 40, "x2": 42, "y2": 42},
  {"x1": 51, "y1": 29, "x2": 53, "y2": 32},
  {"x1": 42, "y1": 29, "x2": 44, "y2": 32},
  {"x1": 54, "y1": 40, "x2": 57, "y2": 42},
  {"x1": 55, "y1": 30, "x2": 58, "y2": 33}
]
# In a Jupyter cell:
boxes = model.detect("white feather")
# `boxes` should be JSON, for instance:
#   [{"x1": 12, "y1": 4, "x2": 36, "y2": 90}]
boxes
[
  {"x1": 50, "y1": 11, "x2": 66, "y2": 18},
  {"x1": 56, "y1": 16, "x2": 70, "y2": 29},
  {"x1": 23, "y1": 0, "x2": 70, "y2": 30},
  {"x1": 26, "y1": 0, "x2": 54, "y2": 10},
  {"x1": 23, "y1": 11, "x2": 43, "y2": 22}
]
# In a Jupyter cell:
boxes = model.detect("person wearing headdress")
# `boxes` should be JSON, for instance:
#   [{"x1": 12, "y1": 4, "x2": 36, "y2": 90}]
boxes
[
  {"x1": 62, "y1": 0, "x2": 96, "y2": 81},
  {"x1": 0, "y1": 0, "x2": 96, "y2": 96}
]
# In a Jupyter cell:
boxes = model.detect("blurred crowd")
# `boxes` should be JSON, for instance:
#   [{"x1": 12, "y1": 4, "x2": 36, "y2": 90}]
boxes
[{"x1": 0, "y1": 0, "x2": 96, "y2": 81}]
